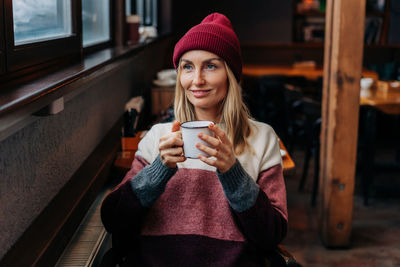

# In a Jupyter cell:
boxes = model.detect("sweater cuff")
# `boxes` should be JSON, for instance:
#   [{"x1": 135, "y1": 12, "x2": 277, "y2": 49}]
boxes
[
  {"x1": 130, "y1": 155, "x2": 177, "y2": 207},
  {"x1": 217, "y1": 160, "x2": 260, "y2": 212}
]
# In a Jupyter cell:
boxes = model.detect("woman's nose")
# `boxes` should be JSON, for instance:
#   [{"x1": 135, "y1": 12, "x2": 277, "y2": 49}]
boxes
[{"x1": 192, "y1": 69, "x2": 205, "y2": 85}]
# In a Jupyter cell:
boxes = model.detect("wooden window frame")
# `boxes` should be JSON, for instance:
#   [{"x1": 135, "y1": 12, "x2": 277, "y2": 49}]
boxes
[
  {"x1": 3, "y1": 0, "x2": 82, "y2": 73},
  {"x1": 0, "y1": 0, "x2": 164, "y2": 88},
  {"x1": 0, "y1": 0, "x2": 5, "y2": 75}
]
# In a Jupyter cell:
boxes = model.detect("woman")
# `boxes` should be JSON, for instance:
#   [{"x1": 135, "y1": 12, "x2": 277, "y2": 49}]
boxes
[{"x1": 101, "y1": 13, "x2": 287, "y2": 266}]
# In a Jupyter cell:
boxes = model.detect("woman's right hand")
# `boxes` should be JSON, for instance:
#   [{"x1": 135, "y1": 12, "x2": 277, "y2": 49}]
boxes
[{"x1": 159, "y1": 121, "x2": 186, "y2": 168}]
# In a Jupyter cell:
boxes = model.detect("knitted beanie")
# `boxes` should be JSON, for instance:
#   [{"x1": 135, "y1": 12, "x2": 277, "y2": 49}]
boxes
[{"x1": 173, "y1": 13, "x2": 242, "y2": 81}]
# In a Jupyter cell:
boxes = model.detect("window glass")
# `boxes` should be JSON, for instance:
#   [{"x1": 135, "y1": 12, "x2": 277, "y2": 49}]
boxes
[
  {"x1": 143, "y1": 0, "x2": 152, "y2": 26},
  {"x1": 12, "y1": 0, "x2": 72, "y2": 45},
  {"x1": 136, "y1": 0, "x2": 157, "y2": 27},
  {"x1": 82, "y1": 0, "x2": 110, "y2": 47},
  {"x1": 136, "y1": 0, "x2": 143, "y2": 25},
  {"x1": 126, "y1": 0, "x2": 132, "y2": 16}
]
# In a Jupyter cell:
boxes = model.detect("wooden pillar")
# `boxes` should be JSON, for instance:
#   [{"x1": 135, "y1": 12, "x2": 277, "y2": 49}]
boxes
[{"x1": 319, "y1": 0, "x2": 366, "y2": 247}]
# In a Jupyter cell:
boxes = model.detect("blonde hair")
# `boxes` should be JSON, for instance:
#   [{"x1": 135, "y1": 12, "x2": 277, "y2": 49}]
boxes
[{"x1": 174, "y1": 61, "x2": 252, "y2": 155}]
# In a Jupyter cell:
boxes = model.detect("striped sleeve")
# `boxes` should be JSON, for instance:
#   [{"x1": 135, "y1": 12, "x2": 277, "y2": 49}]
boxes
[{"x1": 231, "y1": 164, "x2": 287, "y2": 251}]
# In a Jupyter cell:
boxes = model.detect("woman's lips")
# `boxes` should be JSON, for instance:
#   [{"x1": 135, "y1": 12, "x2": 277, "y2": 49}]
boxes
[{"x1": 190, "y1": 89, "x2": 212, "y2": 98}]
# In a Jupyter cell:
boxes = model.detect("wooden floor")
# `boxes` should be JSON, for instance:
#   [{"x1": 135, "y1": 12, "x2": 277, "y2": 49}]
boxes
[{"x1": 282, "y1": 140, "x2": 400, "y2": 267}]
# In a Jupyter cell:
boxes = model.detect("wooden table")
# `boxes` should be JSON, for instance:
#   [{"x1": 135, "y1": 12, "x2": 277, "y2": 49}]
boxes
[
  {"x1": 360, "y1": 87, "x2": 400, "y2": 114},
  {"x1": 280, "y1": 140, "x2": 295, "y2": 174},
  {"x1": 243, "y1": 64, "x2": 379, "y2": 81}
]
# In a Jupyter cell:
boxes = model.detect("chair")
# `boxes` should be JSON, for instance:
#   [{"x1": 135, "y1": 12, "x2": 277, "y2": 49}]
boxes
[
  {"x1": 296, "y1": 98, "x2": 322, "y2": 206},
  {"x1": 99, "y1": 239, "x2": 302, "y2": 267},
  {"x1": 271, "y1": 245, "x2": 302, "y2": 267},
  {"x1": 283, "y1": 85, "x2": 306, "y2": 154},
  {"x1": 243, "y1": 75, "x2": 310, "y2": 150},
  {"x1": 243, "y1": 75, "x2": 292, "y2": 144},
  {"x1": 357, "y1": 106, "x2": 400, "y2": 205}
]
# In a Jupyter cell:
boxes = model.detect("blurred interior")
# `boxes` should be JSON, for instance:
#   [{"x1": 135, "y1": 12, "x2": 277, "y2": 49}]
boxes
[{"x1": 0, "y1": 0, "x2": 399, "y2": 266}]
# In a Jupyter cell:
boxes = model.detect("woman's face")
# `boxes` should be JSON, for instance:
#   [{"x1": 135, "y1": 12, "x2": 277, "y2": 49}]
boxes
[{"x1": 179, "y1": 50, "x2": 228, "y2": 116}]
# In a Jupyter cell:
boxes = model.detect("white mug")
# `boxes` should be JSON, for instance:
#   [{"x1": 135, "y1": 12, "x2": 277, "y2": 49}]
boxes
[{"x1": 181, "y1": 121, "x2": 214, "y2": 159}]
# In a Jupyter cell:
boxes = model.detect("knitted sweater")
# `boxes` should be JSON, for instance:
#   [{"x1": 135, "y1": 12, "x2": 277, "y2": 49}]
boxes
[{"x1": 101, "y1": 119, "x2": 288, "y2": 267}]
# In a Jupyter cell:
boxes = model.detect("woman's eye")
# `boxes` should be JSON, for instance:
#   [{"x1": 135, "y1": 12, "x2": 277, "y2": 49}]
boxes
[
  {"x1": 206, "y1": 64, "x2": 216, "y2": 69},
  {"x1": 182, "y1": 64, "x2": 192, "y2": 71}
]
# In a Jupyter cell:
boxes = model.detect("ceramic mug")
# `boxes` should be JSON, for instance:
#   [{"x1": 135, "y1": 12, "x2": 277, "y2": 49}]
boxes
[{"x1": 181, "y1": 121, "x2": 214, "y2": 159}]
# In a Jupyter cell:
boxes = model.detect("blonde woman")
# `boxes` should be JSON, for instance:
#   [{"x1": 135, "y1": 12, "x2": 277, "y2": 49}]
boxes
[{"x1": 101, "y1": 13, "x2": 287, "y2": 266}]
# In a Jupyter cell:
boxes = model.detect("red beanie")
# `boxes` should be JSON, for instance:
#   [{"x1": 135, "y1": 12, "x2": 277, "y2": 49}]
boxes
[{"x1": 173, "y1": 13, "x2": 242, "y2": 81}]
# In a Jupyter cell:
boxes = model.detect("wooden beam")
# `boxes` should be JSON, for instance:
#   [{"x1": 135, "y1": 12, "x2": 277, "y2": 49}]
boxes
[{"x1": 319, "y1": 0, "x2": 366, "y2": 247}]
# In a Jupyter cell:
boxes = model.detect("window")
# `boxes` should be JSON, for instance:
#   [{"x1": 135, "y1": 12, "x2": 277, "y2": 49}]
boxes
[
  {"x1": 0, "y1": 2, "x2": 5, "y2": 75},
  {"x1": 3, "y1": 0, "x2": 81, "y2": 73},
  {"x1": 82, "y1": 0, "x2": 111, "y2": 48},
  {"x1": 13, "y1": 0, "x2": 72, "y2": 45},
  {"x1": 126, "y1": 0, "x2": 134, "y2": 16},
  {"x1": 126, "y1": 0, "x2": 157, "y2": 28},
  {"x1": 0, "y1": 0, "x2": 161, "y2": 82},
  {"x1": 141, "y1": 0, "x2": 157, "y2": 27}
]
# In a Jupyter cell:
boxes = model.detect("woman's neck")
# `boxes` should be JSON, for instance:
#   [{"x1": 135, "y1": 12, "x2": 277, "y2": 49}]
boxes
[{"x1": 195, "y1": 107, "x2": 220, "y2": 123}]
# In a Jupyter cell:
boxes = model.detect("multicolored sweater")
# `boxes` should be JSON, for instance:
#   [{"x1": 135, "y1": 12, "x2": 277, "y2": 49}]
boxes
[{"x1": 101, "y1": 119, "x2": 288, "y2": 266}]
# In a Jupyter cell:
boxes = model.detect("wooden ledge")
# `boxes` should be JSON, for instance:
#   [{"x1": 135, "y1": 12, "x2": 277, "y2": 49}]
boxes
[{"x1": 0, "y1": 36, "x2": 170, "y2": 142}]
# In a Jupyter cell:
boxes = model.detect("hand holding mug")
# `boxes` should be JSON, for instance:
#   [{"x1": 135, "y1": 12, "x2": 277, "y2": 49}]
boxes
[
  {"x1": 159, "y1": 121, "x2": 186, "y2": 168},
  {"x1": 196, "y1": 123, "x2": 236, "y2": 173}
]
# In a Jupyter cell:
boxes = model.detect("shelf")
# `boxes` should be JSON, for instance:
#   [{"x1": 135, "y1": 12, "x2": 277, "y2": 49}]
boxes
[
  {"x1": 294, "y1": 10, "x2": 325, "y2": 17},
  {"x1": 366, "y1": 11, "x2": 386, "y2": 17},
  {"x1": 292, "y1": 3, "x2": 390, "y2": 45},
  {"x1": 242, "y1": 42, "x2": 324, "y2": 48},
  {"x1": 242, "y1": 42, "x2": 400, "y2": 49},
  {"x1": 294, "y1": 10, "x2": 385, "y2": 17}
]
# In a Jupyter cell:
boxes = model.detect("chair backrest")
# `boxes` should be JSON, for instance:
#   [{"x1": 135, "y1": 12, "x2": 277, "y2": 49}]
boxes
[
  {"x1": 298, "y1": 97, "x2": 322, "y2": 144},
  {"x1": 256, "y1": 75, "x2": 291, "y2": 142}
]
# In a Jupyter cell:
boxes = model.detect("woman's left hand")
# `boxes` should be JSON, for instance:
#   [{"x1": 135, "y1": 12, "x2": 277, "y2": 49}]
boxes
[{"x1": 196, "y1": 123, "x2": 236, "y2": 173}]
